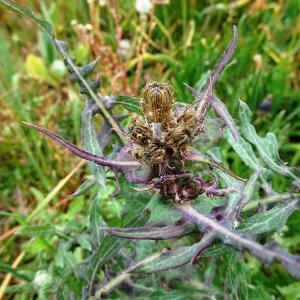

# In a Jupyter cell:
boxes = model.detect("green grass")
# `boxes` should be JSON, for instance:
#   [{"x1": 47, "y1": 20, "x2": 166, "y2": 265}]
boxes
[{"x1": 0, "y1": 0, "x2": 300, "y2": 299}]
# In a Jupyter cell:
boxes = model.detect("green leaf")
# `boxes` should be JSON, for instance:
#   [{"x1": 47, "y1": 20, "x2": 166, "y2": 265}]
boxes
[
  {"x1": 238, "y1": 200, "x2": 300, "y2": 234},
  {"x1": 114, "y1": 95, "x2": 143, "y2": 115},
  {"x1": 136, "y1": 243, "x2": 198, "y2": 273},
  {"x1": 0, "y1": 263, "x2": 32, "y2": 281},
  {"x1": 81, "y1": 99, "x2": 106, "y2": 187},
  {"x1": 105, "y1": 222, "x2": 196, "y2": 240},
  {"x1": 0, "y1": 0, "x2": 54, "y2": 35},
  {"x1": 60, "y1": 244, "x2": 78, "y2": 270},
  {"x1": 20, "y1": 224, "x2": 55, "y2": 237},
  {"x1": 90, "y1": 196, "x2": 105, "y2": 247},
  {"x1": 238, "y1": 171, "x2": 259, "y2": 210},
  {"x1": 147, "y1": 290, "x2": 189, "y2": 300},
  {"x1": 76, "y1": 234, "x2": 92, "y2": 251},
  {"x1": 207, "y1": 148, "x2": 244, "y2": 211},
  {"x1": 71, "y1": 179, "x2": 96, "y2": 197},
  {"x1": 83, "y1": 203, "x2": 152, "y2": 290},
  {"x1": 134, "y1": 237, "x2": 228, "y2": 274},
  {"x1": 278, "y1": 283, "x2": 300, "y2": 300},
  {"x1": 202, "y1": 244, "x2": 233, "y2": 257},
  {"x1": 148, "y1": 197, "x2": 181, "y2": 225},
  {"x1": 239, "y1": 100, "x2": 300, "y2": 185},
  {"x1": 225, "y1": 128, "x2": 270, "y2": 182}
]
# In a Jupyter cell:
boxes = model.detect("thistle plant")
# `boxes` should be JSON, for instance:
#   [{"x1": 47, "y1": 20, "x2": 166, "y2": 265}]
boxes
[{"x1": 1, "y1": 1, "x2": 300, "y2": 299}]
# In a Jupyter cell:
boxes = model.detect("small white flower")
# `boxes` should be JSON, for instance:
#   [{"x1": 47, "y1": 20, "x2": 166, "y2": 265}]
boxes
[
  {"x1": 135, "y1": 0, "x2": 151, "y2": 14},
  {"x1": 33, "y1": 270, "x2": 52, "y2": 287},
  {"x1": 99, "y1": 0, "x2": 107, "y2": 6},
  {"x1": 50, "y1": 59, "x2": 66, "y2": 78},
  {"x1": 85, "y1": 23, "x2": 93, "y2": 31}
]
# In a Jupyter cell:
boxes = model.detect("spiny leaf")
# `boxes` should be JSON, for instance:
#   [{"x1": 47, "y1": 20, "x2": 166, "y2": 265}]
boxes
[
  {"x1": 0, "y1": 0, "x2": 125, "y2": 144},
  {"x1": 105, "y1": 222, "x2": 196, "y2": 240},
  {"x1": 81, "y1": 99, "x2": 106, "y2": 187},
  {"x1": 204, "y1": 25, "x2": 238, "y2": 90},
  {"x1": 239, "y1": 100, "x2": 300, "y2": 185},
  {"x1": 54, "y1": 39, "x2": 101, "y2": 95},
  {"x1": 70, "y1": 58, "x2": 100, "y2": 81},
  {"x1": 185, "y1": 84, "x2": 240, "y2": 142},
  {"x1": 238, "y1": 199, "x2": 300, "y2": 234}
]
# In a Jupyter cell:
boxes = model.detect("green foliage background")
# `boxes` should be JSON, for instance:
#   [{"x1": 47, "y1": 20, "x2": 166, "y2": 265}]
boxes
[{"x1": 0, "y1": 0, "x2": 300, "y2": 299}]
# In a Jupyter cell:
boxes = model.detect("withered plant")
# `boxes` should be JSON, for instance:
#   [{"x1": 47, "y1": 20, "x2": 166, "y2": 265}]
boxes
[{"x1": 1, "y1": 0, "x2": 300, "y2": 298}]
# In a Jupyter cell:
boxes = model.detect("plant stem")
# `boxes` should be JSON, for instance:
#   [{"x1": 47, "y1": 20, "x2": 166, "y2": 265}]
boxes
[{"x1": 53, "y1": 40, "x2": 128, "y2": 145}]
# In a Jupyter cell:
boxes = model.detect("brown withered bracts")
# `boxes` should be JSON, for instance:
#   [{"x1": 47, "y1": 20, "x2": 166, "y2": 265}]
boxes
[{"x1": 26, "y1": 26, "x2": 246, "y2": 203}]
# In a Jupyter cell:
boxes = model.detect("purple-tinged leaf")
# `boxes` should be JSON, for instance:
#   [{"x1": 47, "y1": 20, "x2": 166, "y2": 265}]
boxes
[
  {"x1": 23, "y1": 122, "x2": 140, "y2": 170},
  {"x1": 105, "y1": 222, "x2": 196, "y2": 240},
  {"x1": 178, "y1": 204, "x2": 300, "y2": 280},
  {"x1": 115, "y1": 143, "x2": 154, "y2": 183},
  {"x1": 203, "y1": 25, "x2": 238, "y2": 91},
  {"x1": 97, "y1": 114, "x2": 128, "y2": 151},
  {"x1": 196, "y1": 79, "x2": 213, "y2": 125},
  {"x1": 184, "y1": 84, "x2": 240, "y2": 142}
]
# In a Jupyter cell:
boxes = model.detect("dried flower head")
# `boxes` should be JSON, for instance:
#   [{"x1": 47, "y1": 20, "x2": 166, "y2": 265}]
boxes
[
  {"x1": 26, "y1": 26, "x2": 245, "y2": 204},
  {"x1": 141, "y1": 81, "x2": 174, "y2": 124},
  {"x1": 128, "y1": 81, "x2": 198, "y2": 166}
]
